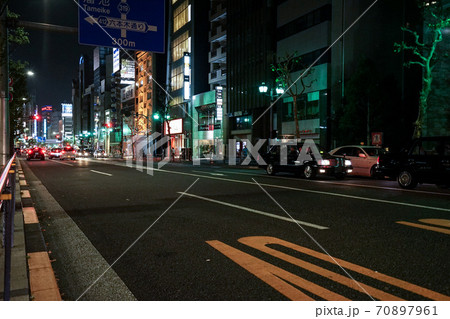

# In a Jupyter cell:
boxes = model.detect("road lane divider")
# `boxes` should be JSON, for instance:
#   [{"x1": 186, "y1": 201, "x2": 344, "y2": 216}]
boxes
[
  {"x1": 86, "y1": 160, "x2": 450, "y2": 210},
  {"x1": 207, "y1": 236, "x2": 450, "y2": 301},
  {"x1": 396, "y1": 219, "x2": 450, "y2": 235},
  {"x1": 90, "y1": 170, "x2": 113, "y2": 177},
  {"x1": 192, "y1": 170, "x2": 226, "y2": 176},
  {"x1": 161, "y1": 169, "x2": 449, "y2": 212},
  {"x1": 49, "y1": 159, "x2": 74, "y2": 166},
  {"x1": 178, "y1": 192, "x2": 328, "y2": 230}
]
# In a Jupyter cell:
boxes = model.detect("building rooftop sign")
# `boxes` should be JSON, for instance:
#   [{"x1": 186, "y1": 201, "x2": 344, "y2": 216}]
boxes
[{"x1": 79, "y1": 0, "x2": 165, "y2": 53}]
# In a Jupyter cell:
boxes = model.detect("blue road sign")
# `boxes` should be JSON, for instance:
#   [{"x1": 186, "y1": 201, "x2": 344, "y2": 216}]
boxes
[{"x1": 78, "y1": 0, "x2": 165, "y2": 53}]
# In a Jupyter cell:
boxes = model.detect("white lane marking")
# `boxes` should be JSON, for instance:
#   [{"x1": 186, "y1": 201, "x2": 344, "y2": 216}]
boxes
[
  {"x1": 178, "y1": 192, "x2": 328, "y2": 230},
  {"x1": 219, "y1": 169, "x2": 450, "y2": 196},
  {"x1": 163, "y1": 170, "x2": 450, "y2": 212},
  {"x1": 86, "y1": 159, "x2": 450, "y2": 210},
  {"x1": 306, "y1": 179, "x2": 450, "y2": 196},
  {"x1": 215, "y1": 170, "x2": 260, "y2": 176},
  {"x1": 192, "y1": 170, "x2": 225, "y2": 176},
  {"x1": 90, "y1": 170, "x2": 113, "y2": 177},
  {"x1": 49, "y1": 159, "x2": 74, "y2": 166}
]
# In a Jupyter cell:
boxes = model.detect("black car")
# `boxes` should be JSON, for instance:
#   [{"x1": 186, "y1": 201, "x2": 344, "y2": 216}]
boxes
[
  {"x1": 259, "y1": 142, "x2": 353, "y2": 179},
  {"x1": 26, "y1": 147, "x2": 46, "y2": 161},
  {"x1": 376, "y1": 136, "x2": 450, "y2": 189}
]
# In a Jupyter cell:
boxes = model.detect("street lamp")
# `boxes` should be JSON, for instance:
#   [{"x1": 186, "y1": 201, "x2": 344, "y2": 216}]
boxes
[
  {"x1": 26, "y1": 70, "x2": 35, "y2": 77},
  {"x1": 259, "y1": 83, "x2": 269, "y2": 93},
  {"x1": 258, "y1": 82, "x2": 285, "y2": 139}
]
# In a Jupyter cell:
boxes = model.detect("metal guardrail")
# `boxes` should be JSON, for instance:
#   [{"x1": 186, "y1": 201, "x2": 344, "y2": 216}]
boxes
[{"x1": 1, "y1": 153, "x2": 17, "y2": 301}]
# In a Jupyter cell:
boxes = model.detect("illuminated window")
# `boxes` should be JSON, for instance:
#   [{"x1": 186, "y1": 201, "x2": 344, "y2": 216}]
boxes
[
  {"x1": 170, "y1": 96, "x2": 184, "y2": 107},
  {"x1": 172, "y1": 32, "x2": 190, "y2": 61},
  {"x1": 173, "y1": 0, "x2": 190, "y2": 33},
  {"x1": 171, "y1": 65, "x2": 184, "y2": 90}
]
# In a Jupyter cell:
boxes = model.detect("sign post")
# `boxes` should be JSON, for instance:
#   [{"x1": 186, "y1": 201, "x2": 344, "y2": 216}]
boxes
[{"x1": 78, "y1": 0, "x2": 165, "y2": 52}]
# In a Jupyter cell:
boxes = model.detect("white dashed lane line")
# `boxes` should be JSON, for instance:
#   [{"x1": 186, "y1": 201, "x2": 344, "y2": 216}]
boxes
[{"x1": 90, "y1": 170, "x2": 113, "y2": 177}]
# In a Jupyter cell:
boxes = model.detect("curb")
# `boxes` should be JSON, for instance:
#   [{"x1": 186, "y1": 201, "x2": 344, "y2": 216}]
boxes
[
  {"x1": 0, "y1": 160, "x2": 29, "y2": 301},
  {"x1": 16, "y1": 160, "x2": 62, "y2": 301}
]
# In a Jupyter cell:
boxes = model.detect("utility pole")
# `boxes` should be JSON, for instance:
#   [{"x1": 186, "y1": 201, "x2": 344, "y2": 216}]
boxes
[{"x1": 0, "y1": 4, "x2": 10, "y2": 164}]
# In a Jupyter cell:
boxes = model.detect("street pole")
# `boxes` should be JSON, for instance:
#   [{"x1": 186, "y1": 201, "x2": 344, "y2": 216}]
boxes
[{"x1": 1, "y1": 7, "x2": 11, "y2": 160}]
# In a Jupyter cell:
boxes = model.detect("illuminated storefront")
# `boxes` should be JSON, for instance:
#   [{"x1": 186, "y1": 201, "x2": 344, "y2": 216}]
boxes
[{"x1": 192, "y1": 88, "x2": 225, "y2": 161}]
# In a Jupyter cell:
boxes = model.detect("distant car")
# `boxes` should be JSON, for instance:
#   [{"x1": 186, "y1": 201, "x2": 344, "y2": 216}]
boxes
[
  {"x1": 93, "y1": 149, "x2": 107, "y2": 158},
  {"x1": 48, "y1": 148, "x2": 62, "y2": 159},
  {"x1": 330, "y1": 145, "x2": 386, "y2": 177},
  {"x1": 76, "y1": 148, "x2": 92, "y2": 157},
  {"x1": 376, "y1": 136, "x2": 450, "y2": 189},
  {"x1": 26, "y1": 147, "x2": 45, "y2": 161},
  {"x1": 60, "y1": 146, "x2": 76, "y2": 160},
  {"x1": 259, "y1": 142, "x2": 353, "y2": 179}
]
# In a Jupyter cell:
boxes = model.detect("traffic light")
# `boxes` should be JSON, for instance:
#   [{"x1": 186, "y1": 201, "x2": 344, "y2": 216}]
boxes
[
  {"x1": 105, "y1": 123, "x2": 112, "y2": 128},
  {"x1": 29, "y1": 115, "x2": 40, "y2": 120}
]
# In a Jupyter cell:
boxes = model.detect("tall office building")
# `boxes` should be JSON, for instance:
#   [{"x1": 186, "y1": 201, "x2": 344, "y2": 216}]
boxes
[
  {"x1": 226, "y1": 0, "x2": 276, "y2": 153},
  {"x1": 166, "y1": 0, "x2": 210, "y2": 157}
]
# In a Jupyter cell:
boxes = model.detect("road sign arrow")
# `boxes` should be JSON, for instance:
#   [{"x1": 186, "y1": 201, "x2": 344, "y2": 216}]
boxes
[
  {"x1": 84, "y1": 16, "x2": 98, "y2": 26},
  {"x1": 92, "y1": 16, "x2": 156, "y2": 33}
]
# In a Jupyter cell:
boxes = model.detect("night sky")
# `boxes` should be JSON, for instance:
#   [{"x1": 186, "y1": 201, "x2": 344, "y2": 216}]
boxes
[{"x1": 9, "y1": 0, "x2": 92, "y2": 109}]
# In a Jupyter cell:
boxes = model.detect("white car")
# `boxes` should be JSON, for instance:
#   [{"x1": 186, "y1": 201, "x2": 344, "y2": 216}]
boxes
[
  {"x1": 93, "y1": 149, "x2": 107, "y2": 158},
  {"x1": 330, "y1": 145, "x2": 386, "y2": 177},
  {"x1": 76, "y1": 148, "x2": 91, "y2": 157},
  {"x1": 60, "y1": 146, "x2": 76, "y2": 160}
]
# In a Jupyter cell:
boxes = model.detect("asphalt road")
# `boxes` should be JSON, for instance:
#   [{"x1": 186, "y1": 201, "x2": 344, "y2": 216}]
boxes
[{"x1": 20, "y1": 157, "x2": 450, "y2": 301}]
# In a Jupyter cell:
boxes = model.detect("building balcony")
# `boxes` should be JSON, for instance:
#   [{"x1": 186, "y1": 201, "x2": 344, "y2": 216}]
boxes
[
  {"x1": 209, "y1": 24, "x2": 226, "y2": 43},
  {"x1": 209, "y1": 68, "x2": 227, "y2": 84},
  {"x1": 210, "y1": 2, "x2": 226, "y2": 22},
  {"x1": 209, "y1": 46, "x2": 226, "y2": 63}
]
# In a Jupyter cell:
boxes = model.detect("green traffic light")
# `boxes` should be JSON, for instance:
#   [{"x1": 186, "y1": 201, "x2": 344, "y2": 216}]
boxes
[{"x1": 153, "y1": 113, "x2": 160, "y2": 120}]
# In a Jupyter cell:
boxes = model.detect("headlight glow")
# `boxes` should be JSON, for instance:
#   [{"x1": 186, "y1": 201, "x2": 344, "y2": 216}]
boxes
[
  {"x1": 345, "y1": 160, "x2": 352, "y2": 166},
  {"x1": 319, "y1": 160, "x2": 331, "y2": 166}
]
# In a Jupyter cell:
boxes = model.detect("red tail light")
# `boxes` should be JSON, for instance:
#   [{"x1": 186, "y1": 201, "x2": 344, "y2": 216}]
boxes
[
  {"x1": 72, "y1": 151, "x2": 76, "y2": 153},
  {"x1": 28, "y1": 150, "x2": 32, "y2": 154},
  {"x1": 377, "y1": 156, "x2": 379, "y2": 165},
  {"x1": 62, "y1": 151, "x2": 65, "y2": 154}
]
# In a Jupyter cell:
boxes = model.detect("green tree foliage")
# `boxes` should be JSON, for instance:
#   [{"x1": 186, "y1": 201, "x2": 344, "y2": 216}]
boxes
[
  {"x1": 271, "y1": 52, "x2": 315, "y2": 139},
  {"x1": 1, "y1": 9, "x2": 30, "y2": 61},
  {"x1": 1, "y1": 8, "x2": 30, "y2": 142},
  {"x1": 394, "y1": 0, "x2": 450, "y2": 138},
  {"x1": 9, "y1": 60, "x2": 29, "y2": 138}
]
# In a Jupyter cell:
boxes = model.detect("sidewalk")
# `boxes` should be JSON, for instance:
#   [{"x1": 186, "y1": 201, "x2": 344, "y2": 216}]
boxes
[{"x1": 0, "y1": 159, "x2": 61, "y2": 301}]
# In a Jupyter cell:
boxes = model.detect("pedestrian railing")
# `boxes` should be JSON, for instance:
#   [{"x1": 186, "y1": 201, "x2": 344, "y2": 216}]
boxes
[{"x1": 0, "y1": 153, "x2": 17, "y2": 301}]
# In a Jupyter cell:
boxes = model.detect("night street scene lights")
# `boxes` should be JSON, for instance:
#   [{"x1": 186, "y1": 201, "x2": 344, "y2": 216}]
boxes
[
  {"x1": 258, "y1": 82, "x2": 285, "y2": 97},
  {"x1": 258, "y1": 82, "x2": 285, "y2": 138}
]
